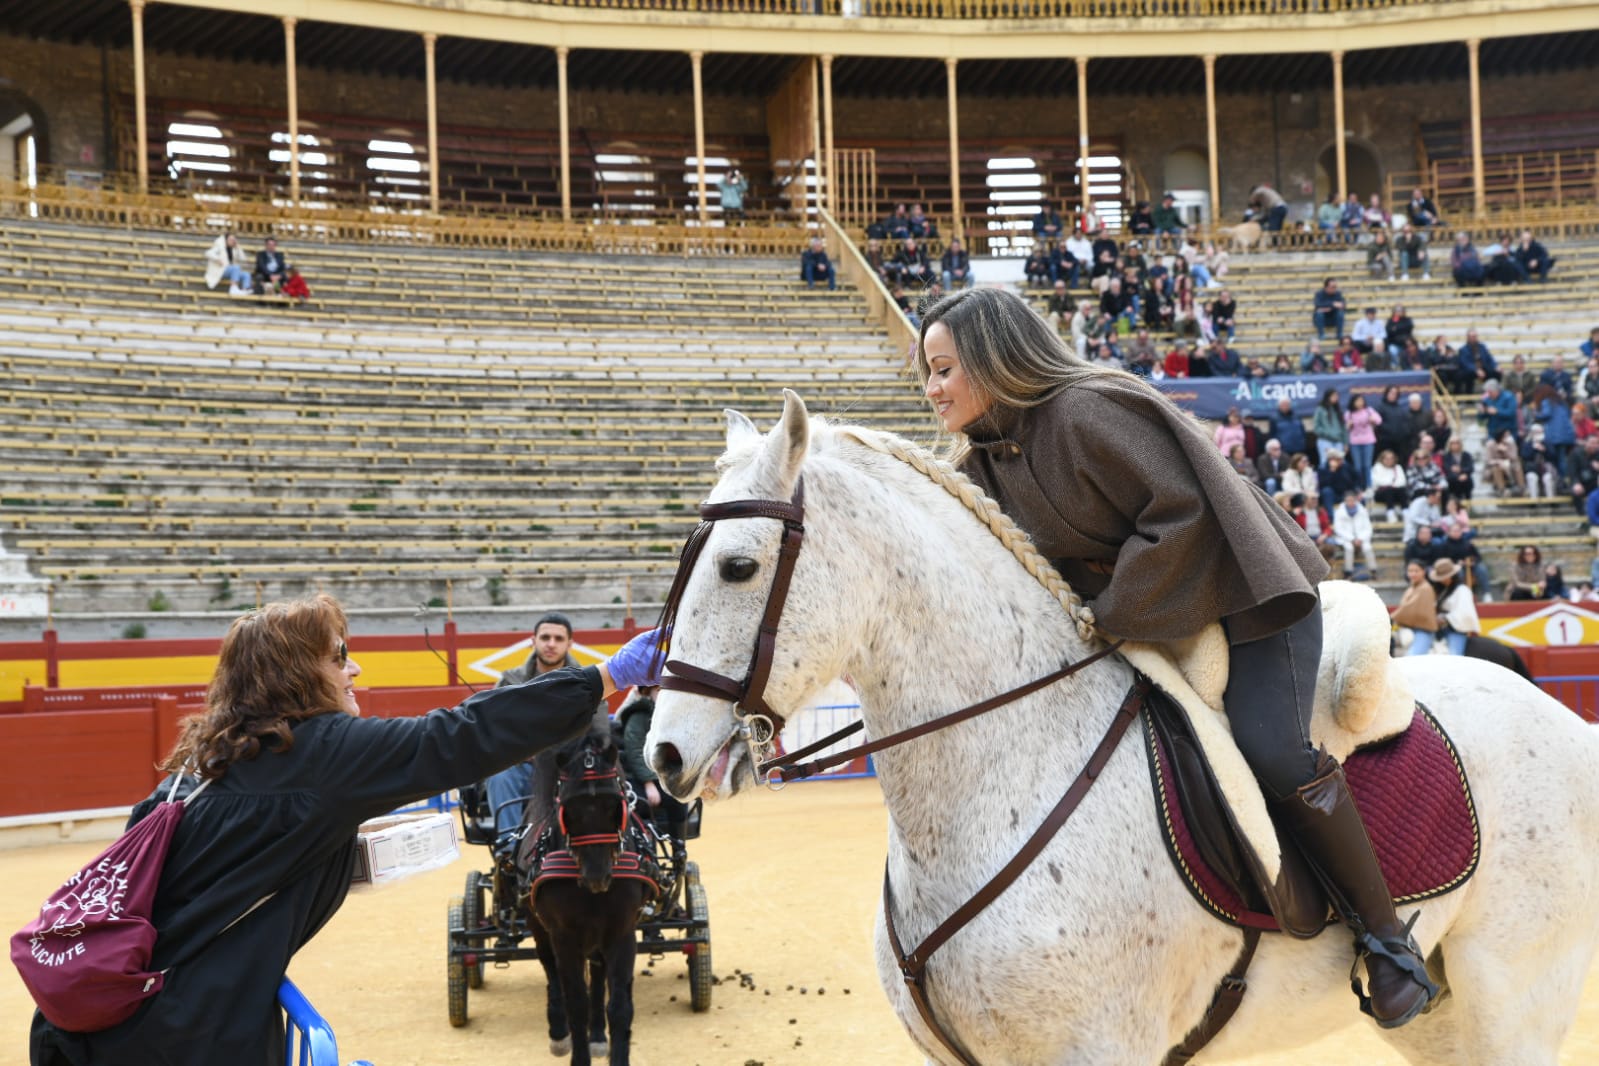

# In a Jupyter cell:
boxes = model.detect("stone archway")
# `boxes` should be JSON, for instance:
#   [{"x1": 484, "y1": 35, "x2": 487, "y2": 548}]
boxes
[
  {"x1": 0, "y1": 89, "x2": 50, "y2": 181},
  {"x1": 1314, "y1": 139, "x2": 1381, "y2": 205}
]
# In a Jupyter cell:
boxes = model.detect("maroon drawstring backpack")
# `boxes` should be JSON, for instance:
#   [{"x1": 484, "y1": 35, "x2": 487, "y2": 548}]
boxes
[{"x1": 10, "y1": 774, "x2": 213, "y2": 1032}]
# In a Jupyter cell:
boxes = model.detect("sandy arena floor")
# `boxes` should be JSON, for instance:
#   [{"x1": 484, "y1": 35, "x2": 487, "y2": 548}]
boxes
[{"x1": 6, "y1": 776, "x2": 1599, "y2": 1065}]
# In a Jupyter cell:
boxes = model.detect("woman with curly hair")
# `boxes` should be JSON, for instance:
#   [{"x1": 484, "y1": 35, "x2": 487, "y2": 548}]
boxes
[{"x1": 29, "y1": 594, "x2": 663, "y2": 1066}]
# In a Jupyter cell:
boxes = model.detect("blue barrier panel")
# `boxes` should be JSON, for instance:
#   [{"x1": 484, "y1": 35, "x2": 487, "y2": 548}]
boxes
[
  {"x1": 1536, "y1": 675, "x2": 1599, "y2": 723},
  {"x1": 279, "y1": 977, "x2": 375, "y2": 1066}
]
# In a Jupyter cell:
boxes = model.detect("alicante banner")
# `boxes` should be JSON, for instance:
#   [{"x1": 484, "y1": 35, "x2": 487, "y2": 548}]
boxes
[{"x1": 1155, "y1": 371, "x2": 1432, "y2": 421}]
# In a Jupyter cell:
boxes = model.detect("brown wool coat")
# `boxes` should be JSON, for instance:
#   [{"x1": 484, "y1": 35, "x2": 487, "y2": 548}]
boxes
[{"x1": 959, "y1": 373, "x2": 1329, "y2": 645}]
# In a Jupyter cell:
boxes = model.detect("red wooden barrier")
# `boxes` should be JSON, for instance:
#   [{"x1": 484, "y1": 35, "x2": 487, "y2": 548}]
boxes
[{"x1": 0, "y1": 708, "x2": 160, "y2": 816}]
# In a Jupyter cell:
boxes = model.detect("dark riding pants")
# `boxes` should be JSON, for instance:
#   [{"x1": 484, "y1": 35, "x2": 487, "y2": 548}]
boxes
[{"x1": 1222, "y1": 603, "x2": 1323, "y2": 800}]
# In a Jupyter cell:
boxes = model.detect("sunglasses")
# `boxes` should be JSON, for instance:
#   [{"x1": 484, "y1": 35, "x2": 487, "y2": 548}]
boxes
[{"x1": 334, "y1": 640, "x2": 348, "y2": 666}]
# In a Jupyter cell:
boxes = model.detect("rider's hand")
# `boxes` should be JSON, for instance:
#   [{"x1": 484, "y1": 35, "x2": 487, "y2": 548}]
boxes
[{"x1": 605, "y1": 627, "x2": 666, "y2": 692}]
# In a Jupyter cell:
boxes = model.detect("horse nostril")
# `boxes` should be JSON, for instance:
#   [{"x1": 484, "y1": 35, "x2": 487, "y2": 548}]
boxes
[{"x1": 652, "y1": 742, "x2": 684, "y2": 781}]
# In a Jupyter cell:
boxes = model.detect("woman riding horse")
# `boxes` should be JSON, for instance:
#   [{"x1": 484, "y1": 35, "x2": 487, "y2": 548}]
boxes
[{"x1": 915, "y1": 287, "x2": 1437, "y2": 1028}]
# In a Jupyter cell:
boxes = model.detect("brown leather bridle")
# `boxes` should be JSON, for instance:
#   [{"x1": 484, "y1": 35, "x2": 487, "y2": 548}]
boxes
[{"x1": 656, "y1": 477, "x2": 807, "y2": 763}]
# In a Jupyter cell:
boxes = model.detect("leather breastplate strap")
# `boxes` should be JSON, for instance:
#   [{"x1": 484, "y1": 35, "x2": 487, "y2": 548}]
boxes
[{"x1": 881, "y1": 679, "x2": 1149, "y2": 1066}]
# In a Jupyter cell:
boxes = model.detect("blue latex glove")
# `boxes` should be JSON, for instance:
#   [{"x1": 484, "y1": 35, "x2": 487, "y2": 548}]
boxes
[{"x1": 607, "y1": 627, "x2": 666, "y2": 691}]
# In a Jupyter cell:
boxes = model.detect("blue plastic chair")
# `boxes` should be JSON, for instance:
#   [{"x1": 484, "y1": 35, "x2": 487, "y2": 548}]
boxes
[{"x1": 279, "y1": 977, "x2": 375, "y2": 1066}]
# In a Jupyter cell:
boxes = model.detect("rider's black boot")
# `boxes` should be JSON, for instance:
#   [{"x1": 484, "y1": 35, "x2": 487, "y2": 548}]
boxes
[{"x1": 1271, "y1": 749, "x2": 1439, "y2": 1029}]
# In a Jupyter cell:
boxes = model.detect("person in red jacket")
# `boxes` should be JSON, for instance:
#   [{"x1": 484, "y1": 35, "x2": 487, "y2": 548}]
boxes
[
  {"x1": 280, "y1": 267, "x2": 311, "y2": 302},
  {"x1": 1162, "y1": 340, "x2": 1192, "y2": 379}
]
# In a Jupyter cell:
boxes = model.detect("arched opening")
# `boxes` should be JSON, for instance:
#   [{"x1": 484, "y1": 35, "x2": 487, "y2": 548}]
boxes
[
  {"x1": 1315, "y1": 140, "x2": 1383, "y2": 206},
  {"x1": 1162, "y1": 146, "x2": 1211, "y2": 225},
  {"x1": 0, "y1": 89, "x2": 48, "y2": 185}
]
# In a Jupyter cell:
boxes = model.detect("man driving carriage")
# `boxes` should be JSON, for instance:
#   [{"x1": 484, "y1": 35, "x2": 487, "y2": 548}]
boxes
[
  {"x1": 617, "y1": 685, "x2": 689, "y2": 874},
  {"x1": 483, "y1": 613, "x2": 611, "y2": 859}
]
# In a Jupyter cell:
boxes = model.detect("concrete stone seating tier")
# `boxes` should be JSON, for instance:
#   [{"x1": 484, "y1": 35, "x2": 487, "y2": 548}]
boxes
[{"x1": 0, "y1": 218, "x2": 922, "y2": 618}]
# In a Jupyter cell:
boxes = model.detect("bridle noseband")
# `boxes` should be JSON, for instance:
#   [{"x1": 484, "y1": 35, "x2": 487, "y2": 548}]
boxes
[{"x1": 657, "y1": 477, "x2": 807, "y2": 767}]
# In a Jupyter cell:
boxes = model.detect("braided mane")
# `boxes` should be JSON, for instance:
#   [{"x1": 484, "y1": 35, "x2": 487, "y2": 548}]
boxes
[{"x1": 834, "y1": 425, "x2": 1100, "y2": 644}]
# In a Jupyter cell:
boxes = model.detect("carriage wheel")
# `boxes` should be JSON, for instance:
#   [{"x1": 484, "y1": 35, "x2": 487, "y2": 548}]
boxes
[
  {"x1": 446, "y1": 897, "x2": 469, "y2": 1027},
  {"x1": 686, "y1": 871, "x2": 712, "y2": 1013},
  {"x1": 462, "y1": 871, "x2": 487, "y2": 989}
]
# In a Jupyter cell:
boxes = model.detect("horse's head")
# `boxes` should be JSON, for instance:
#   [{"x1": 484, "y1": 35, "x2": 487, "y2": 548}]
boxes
[
  {"x1": 554, "y1": 735, "x2": 627, "y2": 893},
  {"x1": 647, "y1": 390, "x2": 850, "y2": 802}
]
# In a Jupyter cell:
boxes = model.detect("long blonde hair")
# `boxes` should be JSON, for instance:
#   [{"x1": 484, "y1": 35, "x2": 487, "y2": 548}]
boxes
[{"x1": 913, "y1": 287, "x2": 1125, "y2": 458}]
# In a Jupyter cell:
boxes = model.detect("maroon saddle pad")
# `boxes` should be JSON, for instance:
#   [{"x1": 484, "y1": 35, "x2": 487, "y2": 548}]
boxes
[{"x1": 1145, "y1": 705, "x2": 1481, "y2": 932}]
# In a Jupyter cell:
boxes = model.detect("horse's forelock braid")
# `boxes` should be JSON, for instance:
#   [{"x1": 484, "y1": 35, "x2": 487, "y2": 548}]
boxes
[{"x1": 837, "y1": 427, "x2": 1100, "y2": 644}]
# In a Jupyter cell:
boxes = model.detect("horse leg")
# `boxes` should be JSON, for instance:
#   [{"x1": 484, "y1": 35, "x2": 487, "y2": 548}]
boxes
[
  {"x1": 603, "y1": 915, "x2": 641, "y2": 1066},
  {"x1": 586, "y1": 954, "x2": 609, "y2": 1061},
  {"x1": 533, "y1": 920, "x2": 572, "y2": 1057},
  {"x1": 550, "y1": 932, "x2": 594, "y2": 1066}
]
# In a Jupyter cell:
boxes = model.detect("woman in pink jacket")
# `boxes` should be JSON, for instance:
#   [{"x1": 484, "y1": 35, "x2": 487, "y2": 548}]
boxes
[{"x1": 1344, "y1": 393, "x2": 1384, "y2": 488}]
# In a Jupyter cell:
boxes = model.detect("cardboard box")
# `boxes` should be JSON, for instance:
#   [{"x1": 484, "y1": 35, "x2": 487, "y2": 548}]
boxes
[{"x1": 350, "y1": 812, "x2": 459, "y2": 890}]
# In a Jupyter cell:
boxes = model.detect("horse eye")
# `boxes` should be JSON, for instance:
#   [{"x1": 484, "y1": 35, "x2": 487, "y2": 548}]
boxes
[{"x1": 719, "y1": 556, "x2": 758, "y2": 583}]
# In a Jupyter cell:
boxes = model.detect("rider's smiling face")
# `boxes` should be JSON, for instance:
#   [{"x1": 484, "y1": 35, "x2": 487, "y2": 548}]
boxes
[{"x1": 922, "y1": 323, "x2": 989, "y2": 434}]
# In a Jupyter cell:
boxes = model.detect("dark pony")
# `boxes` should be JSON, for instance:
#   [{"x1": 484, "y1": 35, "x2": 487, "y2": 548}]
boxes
[{"x1": 529, "y1": 733, "x2": 656, "y2": 1066}]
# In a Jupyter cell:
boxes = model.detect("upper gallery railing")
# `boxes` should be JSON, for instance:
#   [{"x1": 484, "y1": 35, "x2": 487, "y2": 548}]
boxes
[{"x1": 523, "y1": 0, "x2": 1458, "y2": 17}]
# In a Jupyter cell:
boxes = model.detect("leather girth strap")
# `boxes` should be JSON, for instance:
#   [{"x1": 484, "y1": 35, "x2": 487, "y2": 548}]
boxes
[
  {"x1": 1161, "y1": 928, "x2": 1262, "y2": 1066},
  {"x1": 880, "y1": 679, "x2": 1149, "y2": 1066}
]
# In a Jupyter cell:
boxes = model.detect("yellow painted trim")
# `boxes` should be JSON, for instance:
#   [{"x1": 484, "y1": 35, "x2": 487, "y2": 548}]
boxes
[{"x1": 148, "y1": 0, "x2": 1599, "y2": 60}]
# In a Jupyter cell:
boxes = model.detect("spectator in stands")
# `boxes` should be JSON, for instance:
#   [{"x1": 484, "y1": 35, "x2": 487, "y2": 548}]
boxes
[
  {"x1": 1268, "y1": 397, "x2": 1308, "y2": 456},
  {"x1": 1505, "y1": 545, "x2": 1547, "y2": 600},
  {"x1": 1300, "y1": 338, "x2": 1328, "y2": 374},
  {"x1": 280, "y1": 267, "x2": 311, "y2": 304},
  {"x1": 1100, "y1": 275, "x2": 1134, "y2": 327},
  {"x1": 1578, "y1": 353, "x2": 1599, "y2": 413},
  {"x1": 1436, "y1": 540, "x2": 1490, "y2": 613},
  {"x1": 204, "y1": 232, "x2": 252, "y2": 291},
  {"x1": 1283, "y1": 452, "x2": 1318, "y2": 501},
  {"x1": 1203, "y1": 240, "x2": 1229, "y2": 285},
  {"x1": 1227, "y1": 443, "x2": 1262, "y2": 486},
  {"x1": 940, "y1": 238, "x2": 971, "y2": 291},
  {"x1": 1404, "y1": 521, "x2": 1445, "y2": 572},
  {"x1": 1483, "y1": 428, "x2": 1526, "y2": 497},
  {"x1": 1362, "y1": 337, "x2": 1394, "y2": 372},
  {"x1": 1124, "y1": 336, "x2": 1158, "y2": 378},
  {"x1": 865, "y1": 238, "x2": 893, "y2": 286},
  {"x1": 1394, "y1": 561, "x2": 1440, "y2": 654},
  {"x1": 1032, "y1": 204, "x2": 1065, "y2": 242},
  {"x1": 1024, "y1": 243, "x2": 1053, "y2": 288},
  {"x1": 254, "y1": 236, "x2": 289, "y2": 294},
  {"x1": 1406, "y1": 449, "x2": 1447, "y2": 504},
  {"x1": 1396, "y1": 338, "x2": 1430, "y2": 372},
  {"x1": 1208, "y1": 289, "x2": 1237, "y2": 343},
  {"x1": 890, "y1": 284, "x2": 917, "y2": 329},
  {"x1": 1350, "y1": 307, "x2": 1384, "y2": 354},
  {"x1": 1171, "y1": 275, "x2": 1201, "y2": 340},
  {"x1": 1312, "y1": 388, "x2": 1346, "y2": 465},
  {"x1": 1540, "y1": 353, "x2": 1574, "y2": 401},
  {"x1": 1333, "y1": 491, "x2": 1377, "y2": 579},
  {"x1": 1568, "y1": 434, "x2": 1599, "y2": 510},
  {"x1": 1440, "y1": 495, "x2": 1473, "y2": 539},
  {"x1": 1373, "y1": 386, "x2": 1410, "y2": 454},
  {"x1": 1450, "y1": 328, "x2": 1499, "y2": 394},
  {"x1": 1478, "y1": 378, "x2": 1519, "y2": 440},
  {"x1": 1574, "y1": 403, "x2": 1596, "y2": 442},
  {"x1": 1582, "y1": 328, "x2": 1599, "y2": 363},
  {"x1": 1214, "y1": 407, "x2": 1247, "y2": 455},
  {"x1": 1366, "y1": 230, "x2": 1395, "y2": 281},
  {"x1": 895, "y1": 237, "x2": 931, "y2": 287},
  {"x1": 1344, "y1": 394, "x2": 1382, "y2": 488},
  {"x1": 1498, "y1": 353, "x2": 1536, "y2": 406},
  {"x1": 1481, "y1": 232, "x2": 1523, "y2": 285},
  {"x1": 1051, "y1": 240, "x2": 1082, "y2": 288},
  {"x1": 1337, "y1": 194, "x2": 1364, "y2": 242},
  {"x1": 1089, "y1": 340, "x2": 1125, "y2": 371},
  {"x1": 1522, "y1": 424, "x2": 1560, "y2": 499},
  {"x1": 1256, "y1": 438, "x2": 1291, "y2": 494},
  {"x1": 1395, "y1": 223, "x2": 1430, "y2": 282},
  {"x1": 1288, "y1": 492, "x2": 1339, "y2": 565},
  {"x1": 1207, "y1": 338, "x2": 1243, "y2": 379},
  {"x1": 1363, "y1": 193, "x2": 1391, "y2": 232},
  {"x1": 908, "y1": 203, "x2": 936, "y2": 240},
  {"x1": 1382, "y1": 304, "x2": 1415, "y2": 353},
  {"x1": 1422, "y1": 407, "x2": 1452, "y2": 454},
  {"x1": 717, "y1": 168, "x2": 749, "y2": 221},
  {"x1": 1046, "y1": 280, "x2": 1073, "y2": 331},
  {"x1": 801, "y1": 236, "x2": 836, "y2": 291},
  {"x1": 1533, "y1": 383, "x2": 1576, "y2": 475},
  {"x1": 1441, "y1": 437, "x2": 1475, "y2": 504},
  {"x1": 1370, "y1": 449, "x2": 1409, "y2": 521},
  {"x1": 1312, "y1": 278, "x2": 1346, "y2": 341},
  {"x1": 884, "y1": 203, "x2": 911, "y2": 240},
  {"x1": 483, "y1": 613, "x2": 614, "y2": 851},
  {"x1": 1069, "y1": 298, "x2": 1095, "y2": 359},
  {"x1": 1316, "y1": 194, "x2": 1341, "y2": 239},
  {"x1": 1405, "y1": 187, "x2": 1441, "y2": 230},
  {"x1": 1330, "y1": 336, "x2": 1363, "y2": 374},
  {"x1": 1162, "y1": 339, "x2": 1193, "y2": 379},
  {"x1": 1128, "y1": 200, "x2": 1155, "y2": 237},
  {"x1": 1064, "y1": 229, "x2": 1094, "y2": 277},
  {"x1": 1450, "y1": 232, "x2": 1485, "y2": 287},
  {"x1": 1513, "y1": 228, "x2": 1555, "y2": 282},
  {"x1": 1248, "y1": 182, "x2": 1288, "y2": 231},
  {"x1": 1152, "y1": 192, "x2": 1186, "y2": 248},
  {"x1": 1143, "y1": 274, "x2": 1176, "y2": 332},
  {"x1": 1318, "y1": 449, "x2": 1359, "y2": 515}
]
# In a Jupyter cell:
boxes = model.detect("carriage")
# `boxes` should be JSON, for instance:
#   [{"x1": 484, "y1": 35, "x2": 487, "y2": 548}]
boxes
[{"x1": 443, "y1": 777, "x2": 712, "y2": 1027}]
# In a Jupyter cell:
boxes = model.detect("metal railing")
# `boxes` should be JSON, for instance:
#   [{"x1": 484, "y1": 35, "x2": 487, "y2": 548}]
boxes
[
  {"x1": 280, "y1": 977, "x2": 375, "y2": 1066},
  {"x1": 527, "y1": 0, "x2": 1459, "y2": 16},
  {"x1": 818, "y1": 206, "x2": 919, "y2": 363}
]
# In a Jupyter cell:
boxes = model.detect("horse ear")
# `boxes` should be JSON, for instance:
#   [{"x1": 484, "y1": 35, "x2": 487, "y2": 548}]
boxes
[
  {"x1": 724, "y1": 409, "x2": 760, "y2": 450},
  {"x1": 762, "y1": 389, "x2": 810, "y2": 486}
]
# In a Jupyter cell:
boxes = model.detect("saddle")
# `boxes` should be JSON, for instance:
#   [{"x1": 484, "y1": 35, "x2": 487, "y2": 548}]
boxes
[
  {"x1": 1122, "y1": 581, "x2": 1481, "y2": 937},
  {"x1": 525, "y1": 809, "x2": 666, "y2": 902}
]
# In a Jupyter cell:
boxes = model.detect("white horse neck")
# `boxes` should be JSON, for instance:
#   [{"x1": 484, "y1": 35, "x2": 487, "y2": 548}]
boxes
[{"x1": 810, "y1": 441, "x2": 1135, "y2": 867}]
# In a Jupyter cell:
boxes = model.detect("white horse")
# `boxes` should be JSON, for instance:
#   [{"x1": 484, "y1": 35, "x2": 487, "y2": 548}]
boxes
[{"x1": 646, "y1": 391, "x2": 1599, "y2": 1065}]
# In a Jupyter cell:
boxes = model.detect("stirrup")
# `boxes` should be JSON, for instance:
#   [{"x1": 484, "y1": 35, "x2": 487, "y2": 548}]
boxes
[{"x1": 1348, "y1": 912, "x2": 1440, "y2": 1029}]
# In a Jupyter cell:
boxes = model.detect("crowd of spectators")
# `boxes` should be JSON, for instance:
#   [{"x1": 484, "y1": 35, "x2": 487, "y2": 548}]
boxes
[
  {"x1": 203, "y1": 233, "x2": 311, "y2": 302},
  {"x1": 1449, "y1": 229, "x2": 1557, "y2": 288}
]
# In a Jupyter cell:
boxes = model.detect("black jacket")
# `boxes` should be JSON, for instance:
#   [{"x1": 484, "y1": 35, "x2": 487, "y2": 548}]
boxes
[{"x1": 30, "y1": 667, "x2": 604, "y2": 1066}]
